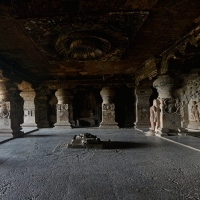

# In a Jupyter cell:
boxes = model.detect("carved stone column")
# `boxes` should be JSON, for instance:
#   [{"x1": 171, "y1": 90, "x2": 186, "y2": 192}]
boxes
[
  {"x1": 35, "y1": 87, "x2": 51, "y2": 128},
  {"x1": 0, "y1": 77, "x2": 23, "y2": 137},
  {"x1": 153, "y1": 74, "x2": 181, "y2": 135},
  {"x1": 54, "y1": 89, "x2": 73, "y2": 129},
  {"x1": 135, "y1": 84, "x2": 152, "y2": 131},
  {"x1": 18, "y1": 81, "x2": 37, "y2": 128},
  {"x1": 99, "y1": 87, "x2": 118, "y2": 129}
]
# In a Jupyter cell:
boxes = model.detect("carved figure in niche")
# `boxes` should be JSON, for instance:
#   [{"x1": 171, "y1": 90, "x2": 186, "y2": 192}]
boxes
[
  {"x1": 149, "y1": 99, "x2": 160, "y2": 132},
  {"x1": 57, "y1": 104, "x2": 68, "y2": 121},
  {"x1": 191, "y1": 101, "x2": 199, "y2": 122},
  {"x1": 59, "y1": 110, "x2": 68, "y2": 121},
  {"x1": 0, "y1": 102, "x2": 10, "y2": 126},
  {"x1": 0, "y1": 102, "x2": 9, "y2": 119},
  {"x1": 103, "y1": 112, "x2": 114, "y2": 121},
  {"x1": 180, "y1": 101, "x2": 185, "y2": 121}
]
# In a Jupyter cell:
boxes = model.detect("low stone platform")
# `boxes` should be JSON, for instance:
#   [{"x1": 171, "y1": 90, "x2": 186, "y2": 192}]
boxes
[{"x1": 67, "y1": 133, "x2": 102, "y2": 148}]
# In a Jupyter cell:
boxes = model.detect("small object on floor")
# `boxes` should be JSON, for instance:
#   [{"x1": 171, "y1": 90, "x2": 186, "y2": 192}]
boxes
[{"x1": 67, "y1": 133, "x2": 102, "y2": 148}]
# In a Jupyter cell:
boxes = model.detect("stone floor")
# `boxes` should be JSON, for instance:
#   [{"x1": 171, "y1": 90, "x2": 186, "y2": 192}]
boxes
[{"x1": 1, "y1": 128, "x2": 200, "y2": 200}]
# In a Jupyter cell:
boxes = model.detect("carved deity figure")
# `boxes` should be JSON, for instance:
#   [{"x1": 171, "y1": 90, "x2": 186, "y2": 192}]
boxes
[
  {"x1": 0, "y1": 102, "x2": 9, "y2": 119},
  {"x1": 149, "y1": 99, "x2": 160, "y2": 132},
  {"x1": 191, "y1": 101, "x2": 199, "y2": 122}
]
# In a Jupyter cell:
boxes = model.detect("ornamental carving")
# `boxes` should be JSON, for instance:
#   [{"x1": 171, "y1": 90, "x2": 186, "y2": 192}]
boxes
[
  {"x1": 57, "y1": 104, "x2": 68, "y2": 111},
  {"x1": 163, "y1": 98, "x2": 180, "y2": 115},
  {"x1": 182, "y1": 73, "x2": 200, "y2": 103},
  {"x1": 57, "y1": 104, "x2": 69, "y2": 122},
  {"x1": 103, "y1": 112, "x2": 115, "y2": 122},
  {"x1": 22, "y1": 12, "x2": 149, "y2": 61},
  {"x1": 102, "y1": 103, "x2": 115, "y2": 111},
  {"x1": 0, "y1": 101, "x2": 10, "y2": 119}
]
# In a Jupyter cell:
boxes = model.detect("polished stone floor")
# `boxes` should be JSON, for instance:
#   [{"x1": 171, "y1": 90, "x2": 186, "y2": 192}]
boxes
[{"x1": 1, "y1": 128, "x2": 200, "y2": 200}]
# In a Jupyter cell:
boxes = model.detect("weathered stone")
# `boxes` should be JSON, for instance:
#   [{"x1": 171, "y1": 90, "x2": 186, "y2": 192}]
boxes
[
  {"x1": 67, "y1": 133, "x2": 102, "y2": 148},
  {"x1": 18, "y1": 81, "x2": 37, "y2": 128},
  {"x1": 54, "y1": 89, "x2": 73, "y2": 129},
  {"x1": 99, "y1": 87, "x2": 118, "y2": 129},
  {"x1": 0, "y1": 74, "x2": 23, "y2": 137},
  {"x1": 153, "y1": 75, "x2": 181, "y2": 136}
]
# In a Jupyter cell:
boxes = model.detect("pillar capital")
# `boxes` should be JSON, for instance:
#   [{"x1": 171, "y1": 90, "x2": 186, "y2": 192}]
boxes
[
  {"x1": 55, "y1": 88, "x2": 72, "y2": 104},
  {"x1": 100, "y1": 87, "x2": 115, "y2": 104},
  {"x1": 153, "y1": 74, "x2": 174, "y2": 99}
]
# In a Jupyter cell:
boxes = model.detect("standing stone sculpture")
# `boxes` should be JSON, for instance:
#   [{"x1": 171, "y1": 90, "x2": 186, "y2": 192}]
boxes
[{"x1": 146, "y1": 99, "x2": 160, "y2": 136}]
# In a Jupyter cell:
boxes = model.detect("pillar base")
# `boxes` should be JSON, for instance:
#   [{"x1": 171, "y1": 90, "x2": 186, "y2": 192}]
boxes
[
  {"x1": 145, "y1": 129, "x2": 155, "y2": 136},
  {"x1": 54, "y1": 125, "x2": 72, "y2": 129},
  {"x1": 21, "y1": 123, "x2": 37, "y2": 128},
  {"x1": 99, "y1": 122, "x2": 119, "y2": 129}
]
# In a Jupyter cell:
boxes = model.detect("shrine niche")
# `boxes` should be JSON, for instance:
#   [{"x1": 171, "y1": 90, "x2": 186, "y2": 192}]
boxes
[
  {"x1": 20, "y1": 12, "x2": 148, "y2": 61},
  {"x1": 74, "y1": 91, "x2": 99, "y2": 127}
]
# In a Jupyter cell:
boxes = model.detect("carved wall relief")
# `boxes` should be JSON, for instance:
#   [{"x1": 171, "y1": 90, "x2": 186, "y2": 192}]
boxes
[
  {"x1": 0, "y1": 101, "x2": 10, "y2": 126},
  {"x1": 180, "y1": 72, "x2": 200, "y2": 130},
  {"x1": 163, "y1": 98, "x2": 180, "y2": 115}
]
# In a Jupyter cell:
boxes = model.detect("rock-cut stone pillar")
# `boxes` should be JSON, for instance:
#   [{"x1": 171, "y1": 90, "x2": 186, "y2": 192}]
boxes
[
  {"x1": 18, "y1": 81, "x2": 37, "y2": 128},
  {"x1": 0, "y1": 78, "x2": 23, "y2": 137},
  {"x1": 54, "y1": 89, "x2": 73, "y2": 129},
  {"x1": 153, "y1": 74, "x2": 181, "y2": 135},
  {"x1": 135, "y1": 86, "x2": 152, "y2": 131},
  {"x1": 99, "y1": 87, "x2": 118, "y2": 129}
]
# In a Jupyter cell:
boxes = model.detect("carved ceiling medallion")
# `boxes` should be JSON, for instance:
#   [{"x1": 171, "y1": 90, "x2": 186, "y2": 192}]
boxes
[
  {"x1": 22, "y1": 12, "x2": 149, "y2": 62},
  {"x1": 55, "y1": 33, "x2": 111, "y2": 61}
]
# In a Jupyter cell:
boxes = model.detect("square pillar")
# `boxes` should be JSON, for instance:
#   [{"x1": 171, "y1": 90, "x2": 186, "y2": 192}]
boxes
[
  {"x1": 18, "y1": 81, "x2": 37, "y2": 128},
  {"x1": 54, "y1": 89, "x2": 73, "y2": 129},
  {"x1": 0, "y1": 78, "x2": 23, "y2": 137},
  {"x1": 99, "y1": 87, "x2": 118, "y2": 129}
]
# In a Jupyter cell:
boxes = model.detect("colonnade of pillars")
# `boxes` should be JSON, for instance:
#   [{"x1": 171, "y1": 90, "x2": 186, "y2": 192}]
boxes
[
  {"x1": 0, "y1": 76, "x2": 121, "y2": 136},
  {"x1": 0, "y1": 70, "x2": 186, "y2": 137}
]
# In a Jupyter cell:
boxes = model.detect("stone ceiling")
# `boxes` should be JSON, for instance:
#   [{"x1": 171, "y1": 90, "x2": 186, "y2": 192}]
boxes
[{"x1": 0, "y1": 0, "x2": 200, "y2": 85}]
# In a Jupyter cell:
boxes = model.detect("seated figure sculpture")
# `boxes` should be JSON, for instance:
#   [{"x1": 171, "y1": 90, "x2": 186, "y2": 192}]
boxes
[{"x1": 145, "y1": 99, "x2": 160, "y2": 136}]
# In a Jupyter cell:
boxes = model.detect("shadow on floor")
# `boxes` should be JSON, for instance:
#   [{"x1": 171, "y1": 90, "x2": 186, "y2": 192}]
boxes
[
  {"x1": 24, "y1": 134, "x2": 57, "y2": 138},
  {"x1": 101, "y1": 141, "x2": 150, "y2": 149}
]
